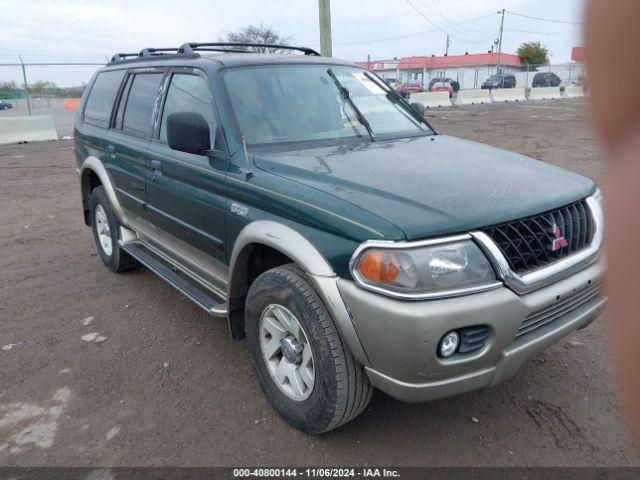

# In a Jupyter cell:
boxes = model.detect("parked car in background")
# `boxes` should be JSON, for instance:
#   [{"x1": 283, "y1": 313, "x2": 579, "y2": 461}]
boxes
[
  {"x1": 428, "y1": 77, "x2": 459, "y2": 92},
  {"x1": 481, "y1": 74, "x2": 516, "y2": 89},
  {"x1": 532, "y1": 72, "x2": 562, "y2": 88},
  {"x1": 384, "y1": 77, "x2": 400, "y2": 91},
  {"x1": 399, "y1": 82, "x2": 423, "y2": 98},
  {"x1": 0, "y1": 100, "x2": 13, "y2": 110},
  {"x1": 429, "y1": 81, "x2": 454, "y2": 98}
]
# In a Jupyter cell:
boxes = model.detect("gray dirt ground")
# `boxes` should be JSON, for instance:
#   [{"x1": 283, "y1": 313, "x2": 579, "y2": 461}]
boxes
[{"x1": 0, "y1": 99, "x2": 638, "y2": 467}]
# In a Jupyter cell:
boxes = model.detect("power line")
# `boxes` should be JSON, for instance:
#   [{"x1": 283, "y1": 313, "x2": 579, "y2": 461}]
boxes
[
  {"x1": 506, "y1": 10, "x2": 581, "y2": 26},
  {"x1": 404, "y1": 0, "x2": 495, "y2": 44},
  {"x1": 335, "y1": 13, "x2": 496, "y2": 46},
  {"x1": 419, "y1": 0, "x2": 496, "y2": 37},
  {"x1": 404, "y1": 0, "x2": 448, "y2": 34}
]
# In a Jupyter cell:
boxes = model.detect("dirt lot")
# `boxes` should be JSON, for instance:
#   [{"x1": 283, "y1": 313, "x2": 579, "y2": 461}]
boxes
[{"x1": 1, "y1": 99, "x2": 638, "y2": 467}]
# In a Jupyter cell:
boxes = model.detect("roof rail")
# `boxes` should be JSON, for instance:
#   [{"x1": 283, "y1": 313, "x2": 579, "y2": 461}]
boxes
[
  {"x1": 107, "y1": 42, "x2": 321, "y2": 65},
  {"x1": 110, "y1": 53, "x2": 140, "y2": 63},
  {"x1": 139, "y1": 47, "x2": 181, "y2": 57},
  {"x1": 178, "y1": 42, "x2": 321, "y2": 56}
]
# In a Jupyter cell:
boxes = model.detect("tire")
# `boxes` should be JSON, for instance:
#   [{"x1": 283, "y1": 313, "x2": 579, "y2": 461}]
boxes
[
  {"x1": 245, "y1": 264, "x2": 372, "y2": 434},
  {"x1": 89, "y1": 186, "x2": 138, "y2": 273}
]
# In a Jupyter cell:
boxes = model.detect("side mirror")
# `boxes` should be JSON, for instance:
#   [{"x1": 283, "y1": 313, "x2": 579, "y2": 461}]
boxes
[
  {"x1": 167, "y1": 111, "x2": 211, "y2": 155},
  {"x1": 411, "y1": 102, "x2": 425, "y2": 117}
]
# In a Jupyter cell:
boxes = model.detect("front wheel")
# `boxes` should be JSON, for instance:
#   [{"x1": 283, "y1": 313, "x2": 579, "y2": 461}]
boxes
[
  {"x1": 89, "y1": 186, "x2": 138, "y2": 273},
  {"x1": 245, "y1": 264, "x2": 372, "y2": 434}
]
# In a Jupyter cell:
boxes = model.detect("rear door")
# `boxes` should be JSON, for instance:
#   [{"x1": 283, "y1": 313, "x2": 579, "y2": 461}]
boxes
[
  {"x1": 145, "y1": 68, "x2": 229, "y2": 265},
  {"x1": 104, "y1": 68, "x2": 166, "y2": 218},
  {"x1": 81, "y1": 68, "x2": 127, "y2": 199}
]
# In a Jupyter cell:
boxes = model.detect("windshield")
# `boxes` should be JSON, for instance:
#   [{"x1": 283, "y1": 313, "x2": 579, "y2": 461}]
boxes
[
  {"x1": 487, "y1": 75, "x2": 502, "y2": 82},
  {"x1": 224, "y1": 65, "x2": 431, "y2": 146}
]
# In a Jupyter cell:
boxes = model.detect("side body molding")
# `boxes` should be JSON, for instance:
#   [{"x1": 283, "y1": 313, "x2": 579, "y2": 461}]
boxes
[
  {"x1": 80, "y1": 156, "x2": 129, "y2": 226},
  {"x1": 228, "y1": 220, "x2": 371, "y2": 366}
]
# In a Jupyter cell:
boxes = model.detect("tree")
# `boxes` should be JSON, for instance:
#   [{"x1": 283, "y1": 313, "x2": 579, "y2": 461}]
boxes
[
  {"x1": 0, "y1": 80, "x2": 19, "y2": 99},
  {"x1": 517, "y1": 41, "x2": 549, "y2": 67},
  {"x1": 28, "y1": 80, "x2": 58, "y2": 95},
  {"x1": 219, "y1": 24, "x2": 293, "y2": 53}
]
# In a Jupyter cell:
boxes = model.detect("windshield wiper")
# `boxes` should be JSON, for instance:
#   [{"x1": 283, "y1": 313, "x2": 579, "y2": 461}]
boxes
[
  {"x1": 362, "y1": 71, "x2": 433, "y2": 130},
  {"x1": 326, "y1": 68, "x2": 375, "y2": 142}
]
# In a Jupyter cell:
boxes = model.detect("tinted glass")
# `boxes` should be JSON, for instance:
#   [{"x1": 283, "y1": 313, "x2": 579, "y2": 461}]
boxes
[
  {"x1": 122, "y1": 73, "x2": 163, "y2": 137},
  {"x1": 84, "y1": 70, "x2": 126, "y2": 128},
  {"x1": 160, "y1": 74, "x2": 215, "y2": 142},
  {"x1": 114, "y1": 74, "x2": 133, "y2": 130},
  {"x1": 225, "y1": 65, "x2": 429, "y2": 145}
]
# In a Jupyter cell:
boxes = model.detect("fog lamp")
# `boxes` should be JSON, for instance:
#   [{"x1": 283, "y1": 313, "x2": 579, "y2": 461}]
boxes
[{"x1": 439, "y1": 331, "x2": 460, "y2": 358}]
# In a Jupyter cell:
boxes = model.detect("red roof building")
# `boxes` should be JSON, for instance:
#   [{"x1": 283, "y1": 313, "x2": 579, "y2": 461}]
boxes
[
  {"x1": 358, "y1": 52, "x2": 523, "y2": 71},
  {"x1": 356, "y1": 52, "x2": 524, "y2": 90}
]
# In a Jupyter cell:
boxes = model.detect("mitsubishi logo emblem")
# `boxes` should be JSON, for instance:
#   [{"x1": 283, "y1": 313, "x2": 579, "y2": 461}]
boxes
[{"x1": 551, "y1": 224, "x2": 568, "y2": 251}]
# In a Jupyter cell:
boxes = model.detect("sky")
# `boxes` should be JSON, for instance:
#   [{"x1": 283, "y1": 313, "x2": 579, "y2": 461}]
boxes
[{"x1": 0, "y1": 0, "x2": 584, "y2": 86}]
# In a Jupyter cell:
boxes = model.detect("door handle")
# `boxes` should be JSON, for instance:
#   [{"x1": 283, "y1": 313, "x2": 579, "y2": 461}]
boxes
[
  {"x1": 150, "y1": 159, "x2": 162, "y2": 181},
  {"x1": 106, "y1": 144, "x2": 116, "y2": 159}
]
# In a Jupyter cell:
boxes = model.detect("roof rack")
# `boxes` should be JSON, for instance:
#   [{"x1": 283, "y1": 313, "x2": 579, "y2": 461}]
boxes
[
  {"x1": 178, "y1": 42, "x2": 321, "y2": 56},
  {"x1": 110, "y1": 53, "x2": 140, "y2": 63},
  {"x1": 139, "y1": 47, "x2": 182, "y2": 57},
  {"x1": 108, "y1": 42, "x2": 321, "y2": 65}
]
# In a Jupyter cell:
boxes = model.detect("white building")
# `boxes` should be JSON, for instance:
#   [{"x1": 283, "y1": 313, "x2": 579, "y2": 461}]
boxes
[{"x1": 358, "y1": 52, "x2": 525, "y2": 90}]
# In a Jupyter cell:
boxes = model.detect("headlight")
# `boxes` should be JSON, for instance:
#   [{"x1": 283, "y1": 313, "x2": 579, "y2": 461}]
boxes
[
  {"x1": 593, "y1": 187, "x2": 603, "y2": 205},
  {"x1": 350, "y1": 238, "x2": 498, "y2": 299}
]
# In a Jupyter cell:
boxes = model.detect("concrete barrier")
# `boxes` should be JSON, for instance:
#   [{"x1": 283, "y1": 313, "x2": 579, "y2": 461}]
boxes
[
  {"x1": 491, "y1": 88, "x2": 527, "y2": 103},
  {"x1": 562, "y1": 85, "x2": 585, "y2": 98},
  {"x1": 0, "y1": 115, "x2": 58, "y2": 145},
  {"x1": 409, "y1": 91, "x2": 451, "y2": 108},
  {"x1": 528, "y1": 87, "x2": 562, "y2": 100},
  {"x1": 454, "y1": 89, "x2": 492, "y2": 106}
]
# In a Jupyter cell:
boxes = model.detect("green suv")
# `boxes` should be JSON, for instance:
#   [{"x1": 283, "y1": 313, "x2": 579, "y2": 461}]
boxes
[{"x1": 75, "y1": 43, "x2": 605, "y2": 434}]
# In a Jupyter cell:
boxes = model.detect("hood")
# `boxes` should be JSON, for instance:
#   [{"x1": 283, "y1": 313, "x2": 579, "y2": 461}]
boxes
[{"x1": 255, "y1": 135, "x2": 595, "y2": 240}]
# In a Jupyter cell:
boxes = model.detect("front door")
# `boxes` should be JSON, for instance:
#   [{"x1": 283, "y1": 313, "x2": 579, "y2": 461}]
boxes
[{"x1": 145, "y1": 69, "x2": 229, "y2": 269}]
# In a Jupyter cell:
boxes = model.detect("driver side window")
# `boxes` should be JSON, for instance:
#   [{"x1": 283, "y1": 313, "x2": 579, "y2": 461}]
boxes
[{"x1": 160, "y1": 73, "x2": 216, "y2": 143}]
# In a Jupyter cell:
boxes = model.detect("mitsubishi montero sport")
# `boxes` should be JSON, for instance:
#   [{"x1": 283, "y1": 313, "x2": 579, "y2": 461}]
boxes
[{"x1": 75, "y1": 43, "x2": 606, "y2": 434}]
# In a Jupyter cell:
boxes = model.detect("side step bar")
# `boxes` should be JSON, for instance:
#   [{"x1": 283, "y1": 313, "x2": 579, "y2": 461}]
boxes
[{"x1": 121, "y1": 242, "x2": 228, "y2": 317}]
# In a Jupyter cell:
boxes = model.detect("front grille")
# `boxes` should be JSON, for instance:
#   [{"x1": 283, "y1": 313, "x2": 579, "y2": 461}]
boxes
[
  {"x1": 516, "y1": 281, "x2": 602, "y2": 338},
  {"x1": 482, "y1": 199, "x2": 594, "y2": 274}
]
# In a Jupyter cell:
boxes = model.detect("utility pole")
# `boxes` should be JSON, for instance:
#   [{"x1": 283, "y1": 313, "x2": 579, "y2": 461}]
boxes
[
  {"x1": 445, "y1": 34, "x2": 450, "y2": 56},
  {"x1": 318, "y1": 0, "x2": 332, "y2": 57},
  {"x1": 19, "y1": 55, "x2": 31, "y2": 116},
  {"x1": 496, "y1": 9, "x2": 505, "y2": 76}
]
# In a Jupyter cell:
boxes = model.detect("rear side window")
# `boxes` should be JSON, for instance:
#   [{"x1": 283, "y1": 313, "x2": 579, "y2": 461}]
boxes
[
  {"x1": 84, "y1": 70, "x2": 126, "y2": 128},
  {"x1": 114, "y1": 75, "x2": 133, "y2": 130},
  {"x1": 122, "y1": 73, "x2": 164, "y2": 138},
  {"x1": 160, "y1": 74, "x2": 216, "y2": 142}
]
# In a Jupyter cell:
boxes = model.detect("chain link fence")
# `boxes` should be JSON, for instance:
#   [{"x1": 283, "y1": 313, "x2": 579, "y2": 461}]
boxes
[
  {"x1": 376, "y1": 62, "x2": 586, "y2": 92},
  {"x1": 0, "y1": 62, "x2": 103, "y2": 137}
]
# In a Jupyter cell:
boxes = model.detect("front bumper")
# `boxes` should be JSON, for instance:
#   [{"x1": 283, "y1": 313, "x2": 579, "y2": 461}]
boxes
[{"x1": 337, "y1": 259, "x2": 606, "y2": 402}]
